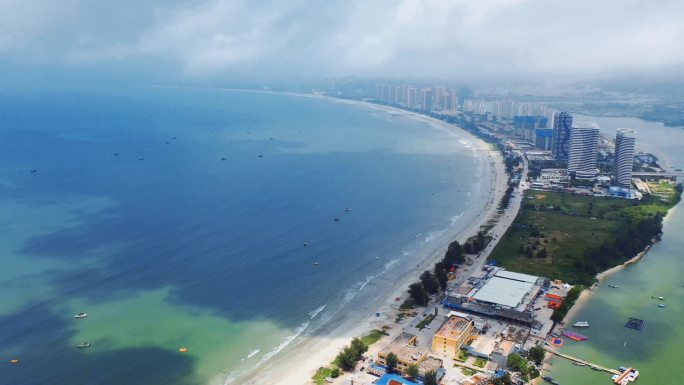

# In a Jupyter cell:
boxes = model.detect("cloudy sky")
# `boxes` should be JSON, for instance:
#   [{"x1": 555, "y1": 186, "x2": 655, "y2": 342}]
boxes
[{"x1": 1, "y1": 0, "x2": 683, "y2": 83}]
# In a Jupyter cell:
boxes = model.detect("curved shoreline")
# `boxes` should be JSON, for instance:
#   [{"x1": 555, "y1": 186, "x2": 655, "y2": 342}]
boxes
[{"x1": 223, "y1": 92, "x2": 508, "y2": 385}]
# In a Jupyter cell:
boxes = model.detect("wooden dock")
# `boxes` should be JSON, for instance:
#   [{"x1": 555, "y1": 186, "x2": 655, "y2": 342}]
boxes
[{"x1": 547, "y1": 349, "x2": 621, "y2": 375}]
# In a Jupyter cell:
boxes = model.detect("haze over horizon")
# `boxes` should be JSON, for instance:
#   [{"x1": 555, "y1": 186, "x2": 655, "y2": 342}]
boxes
[{"x1": 1, "y1": 0, "x2": 684, "y2": 86}]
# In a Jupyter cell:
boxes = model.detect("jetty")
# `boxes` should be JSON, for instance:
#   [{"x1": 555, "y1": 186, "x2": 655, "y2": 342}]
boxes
[{"x1": 546, "y1": 349, "x2": 620, "y2": 375}]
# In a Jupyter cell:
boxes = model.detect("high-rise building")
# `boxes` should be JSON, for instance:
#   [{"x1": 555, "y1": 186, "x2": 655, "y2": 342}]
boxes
[
  {"x1": 613, "y1": 128, "x2": 637, "y2": 187},
  {"x1": 552, "y1": 112, "x2": 573, "y2": 159},
  {"x1": 420, "y1": 88, "x2": 433, "y2": 111},
  {"x1": 513, "y1": 116, "x2": 548, "y2": 140},
  {"x1": 535, "y1": 128, "x2": 554, "y2": 150},
  {"x1": 449, "y1": 88, "x2": 459, "y2": 111},
  {"x1": 407, "y1": 87, "x2": 417, "y2": 109},
  {"x1": 568, "y1": 122, "x2": 600, "y2": 179}
]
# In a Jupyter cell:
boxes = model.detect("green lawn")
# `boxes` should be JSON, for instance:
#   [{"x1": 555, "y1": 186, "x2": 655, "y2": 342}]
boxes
[
  {"x1": 360, "y1": 329, "x2": 384, "y2": 346},
  {"x1": 312, "y1": 367, "x2": 333, "y2": 385}
]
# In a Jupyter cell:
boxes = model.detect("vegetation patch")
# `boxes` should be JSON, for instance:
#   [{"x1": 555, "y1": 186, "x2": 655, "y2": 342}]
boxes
[
  {"x1": 359, "y1": 329, "x2": 384, "y2": 347},
  {"x1": 416, "y1": 314, "x2": 436, "y2": 330},
  {"x1": 473, "y1": 357, "x2": 487, "y2": 368},
  {"x1": 489, "y1": 189, "x2": 680, "y2": 285}
]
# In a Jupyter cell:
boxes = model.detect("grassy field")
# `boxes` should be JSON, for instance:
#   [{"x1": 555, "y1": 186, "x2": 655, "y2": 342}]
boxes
[{"x1": 489, "y1": 189, "x2": 677, "y2": 284}]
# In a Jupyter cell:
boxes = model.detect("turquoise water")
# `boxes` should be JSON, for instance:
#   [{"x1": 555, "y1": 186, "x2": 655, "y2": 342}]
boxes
[
  {"x1": 0, "y1": 88, "x2": 485, "y2": 385},
  {"x1": 546, "y1": 115, "x2": 684, "y2": 385}
]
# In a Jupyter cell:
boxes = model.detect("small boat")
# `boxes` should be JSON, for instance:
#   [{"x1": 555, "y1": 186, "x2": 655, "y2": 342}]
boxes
[
  {"x1": 658, "y1": 296, "x2": 665, "y2": 300},
  {"x1": 138, "y1": 157, "x2": 144, "y2": 161},
  {"x1": 77, "y1": 342, "x2": 90, "y2": 349},
  {"x1": 590, "y1": 366, "x2": 602, "y2": 371},
  {"x1": 303, "y1": 242, "x2": 309, "y2": 247},
  {"x1": 74, "y1": 312, "x2": 88, "y2": 319},
  {"x1": 618, "y1": 366, "x2": 628, "y2": 372},
  {"x1": 572, "y1": 362, "x2": 587, "y2": 366},
  {"x1": 344, "y1": 208, "x2": 351, "y2": 212},
  {"x1": 221, "y1": 157, "x2": 226, "y2": 161},
  {"x1": 30, "y1": 169, "x2": 37, "y2": 174},
  {"x1": 113, "y1": 153, "x2": 120, "y2": 156},
  {"x1": 542, "y1": 376, "x2": 560, "y2": 385},
  {"x1": 257, "y1": 154, "x2": 263, "y2": 158},
  {"x1": 573, "y1": 321, "x2": 589, "y2": 328},
  {"x1": 333, "y1": 218, "x2": 340, "y2": 222},
  {"x1": 608, "y1": 284, "x2": 619, "y2": 288},
  {"x1": 313, "y1": 262, "x2": 320, "y2": 266},
  {"x1": 658, "y1": 304, "x2": 666, "y2": 308}
]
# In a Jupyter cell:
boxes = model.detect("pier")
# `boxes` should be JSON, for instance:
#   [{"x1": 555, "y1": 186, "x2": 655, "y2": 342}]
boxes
[{"x1": 546, "y1": 349, "x2": 621, "y2": 375}]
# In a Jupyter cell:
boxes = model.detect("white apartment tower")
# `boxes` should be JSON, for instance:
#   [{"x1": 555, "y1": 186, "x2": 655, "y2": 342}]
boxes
[
  {"x1": 613, "y1": 128, "x2": 637, "y2": 187},
  {"x1": 568, "y1": 122, "x2": 600, "y2": 179}
]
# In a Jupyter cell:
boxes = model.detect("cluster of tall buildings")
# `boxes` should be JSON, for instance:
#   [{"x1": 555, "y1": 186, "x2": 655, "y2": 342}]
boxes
[
  {"x1": 375, "y1": 83, "x2": 458, "y2": 112},
  {"x1": 466, "y1": 100, "x2": 556, "y2": 122},
  {"x1": 550, "y1": 112, "x2": 636, "y2": 187}
]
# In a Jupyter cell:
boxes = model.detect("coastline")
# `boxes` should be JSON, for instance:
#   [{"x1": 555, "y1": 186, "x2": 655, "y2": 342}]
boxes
[
  {"x1": 230, "y1": 93, "x2": 508, "y2": 385},
  {"x1": 561, "y1": 202, "x2": 678, "y2": 324}
]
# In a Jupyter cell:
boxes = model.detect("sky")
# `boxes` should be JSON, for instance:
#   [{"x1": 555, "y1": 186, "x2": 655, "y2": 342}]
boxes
[{"x1": 1, "y1": 0, "x2": 683, "y2": 85}]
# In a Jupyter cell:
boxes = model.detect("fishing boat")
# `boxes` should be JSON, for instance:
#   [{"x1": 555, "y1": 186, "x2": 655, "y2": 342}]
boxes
[
  {"x1": 573, "y1": 321, "x2": 589, "y2": 328},
  {"x1": 74, "y1": 312, "x2": 88, "y2": 319},
  {"x1": 77, "y1": 342, "x2": 90, "y2": 349},
  {"x1": 608, "y1": 284, "x2": 619, "y2": 288}
]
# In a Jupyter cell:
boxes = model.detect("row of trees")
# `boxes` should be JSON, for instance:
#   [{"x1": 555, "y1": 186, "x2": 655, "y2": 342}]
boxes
[
  {"x1": 551, "y1": 285, "x2": 583, "y2": 323},
  {"x1": 335, "y1": 337, "x2": 368, "y2": 371},
  {"x1": 407, "y1": 245, "x2": 459, "y2": 306}
]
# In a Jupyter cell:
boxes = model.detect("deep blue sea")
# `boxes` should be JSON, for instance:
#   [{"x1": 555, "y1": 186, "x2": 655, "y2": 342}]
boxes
[{"x1": 0, "y1": 88, "x2": 484, "y2": 385}]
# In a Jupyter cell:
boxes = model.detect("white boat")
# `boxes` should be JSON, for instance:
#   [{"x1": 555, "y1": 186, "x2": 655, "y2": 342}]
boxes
[
  {"x1": 658, "y1": 304, "x2": 666, "y2": 308},
  {"x1": 573, "y1": 321, "x2": 589, "y2": 328},
  {"x1": 77, "y1": 342, "x2": 91, "y2": 348},
  {"x1": 658, "y1": 296, "x2": 665, "y2": 300},
  {"x1": 608, "y1": 284, "x2": 619, "y2": 288},
  {"x1": 74, "y1": 312, "x2": 88, "y2": 319}
]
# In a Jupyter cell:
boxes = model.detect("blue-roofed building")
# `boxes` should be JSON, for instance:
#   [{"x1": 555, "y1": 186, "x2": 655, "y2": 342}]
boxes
[
  {"x1": 374, "y1": 374, "x2": 419, "y2": 385},
  {"x1": 513, "y1": 116, "x2": 548, "y2": 141},
  {"x1": 535, "y1": 128, "x2": 554, "y2": 150}
]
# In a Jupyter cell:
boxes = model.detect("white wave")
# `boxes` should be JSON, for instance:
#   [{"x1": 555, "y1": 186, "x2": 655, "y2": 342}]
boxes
[
  {"x1": 450, "y1": 212, "x2": 464, "y2": 225},
  {"x1": 384, "y1": 258, "x2": 400, "y2": 270},
  {"x1": 358, "y1": 275, "x2": 376, "y2": 291},
  {"x1": 258, "y1": 321, "x2": 310, "y2": 366},
  {"x1": 247, "y1": 349, "x2": 260, "y2": 359},
  {"x1": 308, "y1": 304, "x2": 327, "y2": 319},
  {"x1": 424, "y1": 229, "x2": 446, "y2": 243}
]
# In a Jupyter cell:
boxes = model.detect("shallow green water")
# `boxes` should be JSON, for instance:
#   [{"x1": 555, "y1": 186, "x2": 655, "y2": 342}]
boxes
[{"x1": 546, "y1": 115, "x2": 684, "y2": 385}]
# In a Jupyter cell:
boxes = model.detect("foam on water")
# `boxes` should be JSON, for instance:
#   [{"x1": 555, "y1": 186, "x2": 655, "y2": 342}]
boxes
[{"x1": 308, "y1": 304, "x2": 327, "y2": 319}]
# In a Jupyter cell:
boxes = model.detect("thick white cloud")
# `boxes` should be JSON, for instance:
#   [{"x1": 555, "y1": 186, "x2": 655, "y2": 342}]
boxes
[{"x1": 1, "y1": 0, "x2": 683, "y2": 80}]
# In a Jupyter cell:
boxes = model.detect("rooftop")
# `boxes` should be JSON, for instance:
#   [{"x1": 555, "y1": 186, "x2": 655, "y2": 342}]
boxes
[
  {"x1": 434, "y1": 315, "x2": 472, "y2": 339},
  {"x1": 572, "y1": 122, "x2": 599, "y2": 130},
  {"x1": 472, "y1": 276, "x2": 535, "y2": 308},
  {"x1": 379, "y1": 337, "x2": 426, "y2": 364}
]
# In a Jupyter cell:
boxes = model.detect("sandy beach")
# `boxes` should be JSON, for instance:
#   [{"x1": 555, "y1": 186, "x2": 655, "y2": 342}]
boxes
[{"x1": 232, "y1": 95, "x2": 508, "y2": 385}]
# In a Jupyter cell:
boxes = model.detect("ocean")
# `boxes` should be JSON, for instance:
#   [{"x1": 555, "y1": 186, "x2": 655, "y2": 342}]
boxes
[
  {"x1": 546, "y1": 115, "x2": 684, "y2": 385},
  {"x1": 0, "y1": 88, "x2": 488, "y2": 385}
]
